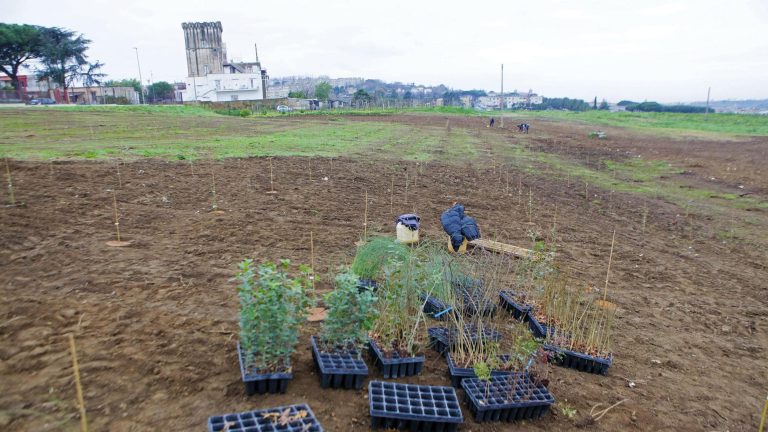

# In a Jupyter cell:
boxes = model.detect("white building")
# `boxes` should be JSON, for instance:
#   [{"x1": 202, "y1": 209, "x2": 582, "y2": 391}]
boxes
[{"x1": 183, "y1": 69, "x2": 265, "y2": 102}]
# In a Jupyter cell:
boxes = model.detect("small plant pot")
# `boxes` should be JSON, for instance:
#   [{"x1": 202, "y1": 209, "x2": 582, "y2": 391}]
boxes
[
  {"x1": 543, "y1": 343, "x2": 612, "y2": 375},
  {"x1": 208, "y1": 403, "x2": 324, "y2": 432},
  {"x1": 237, "y1": 343, "x2": 292, "y2": 395},
  {"x1": 428, "y1": 325, "x2": 502, "y2": 356},
  {"x1": 368, "y1": 339, "x2": 424, "y2": 379},
  {"x1": 310, "y1": 336, "x2": 368, "y2": 389},
  {"x1": 461, "y1": 373, "x2": 555, "y2": 423},
  {"x1": 420, "y1": 293, "x2": 452, "y2": 320},
  {"x1": 357, "y1": 278, "x2": 378, "y2": 292},
  {"x1": 499, "y1": 290, "x2": 532, "y2": 321},
  {"x1": 527, "y1": 312, "x2": 556, "y2": 339},
  {"x1": 445, "y1": 352, "x2": 513, "y2": 387},
  {"x1": 368, "y1": 381, "x2": 463, "y2": 431}
]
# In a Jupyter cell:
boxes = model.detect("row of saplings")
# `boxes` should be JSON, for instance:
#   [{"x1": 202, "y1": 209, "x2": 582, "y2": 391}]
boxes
[{"x1": 207, "y1": 235, "x2": 617, "y2": 432}]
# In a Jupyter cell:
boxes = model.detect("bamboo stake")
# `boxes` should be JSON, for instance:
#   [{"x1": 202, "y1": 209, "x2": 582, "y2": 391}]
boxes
[
  {"x1": 310, "y1": 231, "x2": 315, "y2": 291},
  {"x1": 528, "y1": 188, "x2": 533, "y2": 224},
  {"x1": 585, "y1": 181, "x2": 589, "y2": 200},
  {"x1": 308, "y1": 159, "x2": 312, "y2": 182},
  {"x1": 364, "y1": 190, "x2": 368, "y2": 241},
  {"x1": 112, "y1": 190, "x2": 121, "y2": 242},
  {"x1": 115, "y1": 162, "x2": 122, "y2": 188},
  {"x1": 210, "y1": 166, "x2": 218, "y2": 210},
  {"x1": 390, "y1": 175, "x2": 394, "y2": 216},
  {"x1": 404, "y1": 173, "x2": 409, "y2": 205},
  {"x1": 759, "y1": 394, "x2": 768, "y2": 432},
  {"x1": 603, "y1": 229, "x2": 616, "y2": 301},
  {"x1": 269, "y1": 158, "x2": 275, "y2": 192},
  {"x1": 5, "y1": 158, "x2": 15, "y2": 205},
  {"x1": 67, "y1": 334, "x2": 89, "y2": 432}
]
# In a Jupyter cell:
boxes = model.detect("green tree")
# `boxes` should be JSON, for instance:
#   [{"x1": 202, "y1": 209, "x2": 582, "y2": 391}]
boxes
[
  {"x1": 146, "y1": 81, "x2": 174, "y2": 102},
  {"x1": 593, "y1": 96, "x2": 598, "y2": 110},
  {"x1": 598, "y1": 99, "x2": 609, "y2": 110},
  {"x1": 0, "y1": 23, "x2": 44, "y2": 90},
  {"x1": 35, "y1": 27, "x2": 95, "y2": 103},
  {"x1": 352, "y1": 89, "x2": 372, "y2": 106},
  {"x1": 105, "y1": 78, "x2": 141, "y2": 94},
  {"x1": 288, "y1": 90, "x2": 307, "y2": 98},
  {"x1": 314, "y1": 81, "x2": 331, "y2": 101}
]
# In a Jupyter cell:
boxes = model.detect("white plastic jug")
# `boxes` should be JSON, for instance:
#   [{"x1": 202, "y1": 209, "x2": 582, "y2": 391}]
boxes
[{"x1": 396, "y1": 222, "x2": 419, "y2": 244}]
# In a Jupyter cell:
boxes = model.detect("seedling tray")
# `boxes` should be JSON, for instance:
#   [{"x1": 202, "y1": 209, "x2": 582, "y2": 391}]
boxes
[
  {"x1": 357, "y1": 278, "x2": 378, "y2": 291},
  {"x1": 369, "y1": 381, "x2": 463, "y2": 431},
  {"x1": 445, "y1": 352, "x2": 513, "y2": 387},
  {"x1": 420, "y1": 293, "x2": 451, "y2": 320},
  {"x1": 310, "y1": 336, "x2": 368, "y2": 389},
  {"x1": 237, "y1": 342, "x2": 292, "y2": 395},
  {"x1": 208, "y1": 403, "x2": 323, "y2": 432},
  {"x1": 428, "y1": 325, "x2": 502, "y2": 356},
  {"x1": 527, "y1": 313, "x2": 556, "y2": 339},
  {"x1": 368, "y1": 339, "x2": 424, "y2": 379},
  {"x1": 543, "y1": 343, "x2": 612, "y2": 375},
  {"x1": 499, "y1": 290, "x2": 532, "y2": 321},
  {"x1": 455, "y1": 287, "x2": 497, "y2": 317},
  {"x1": 461, "y1": 373, "x2": 555, "y2": 423}
]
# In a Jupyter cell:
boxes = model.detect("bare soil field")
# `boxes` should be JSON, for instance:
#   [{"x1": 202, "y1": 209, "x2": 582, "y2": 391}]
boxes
[{"x1": 1, "y1": 113, "x2": 767, "y2": 431}]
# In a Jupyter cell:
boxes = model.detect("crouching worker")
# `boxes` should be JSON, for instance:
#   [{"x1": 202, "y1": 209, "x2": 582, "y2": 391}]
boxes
[{"x1": 440, "y1": 203, "x2": 481, "y2": 253}]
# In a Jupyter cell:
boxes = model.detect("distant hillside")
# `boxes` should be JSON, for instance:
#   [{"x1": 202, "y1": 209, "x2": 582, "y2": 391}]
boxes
[{"x1": 687, "y1": 99, "x2": 768, "y2": 113}]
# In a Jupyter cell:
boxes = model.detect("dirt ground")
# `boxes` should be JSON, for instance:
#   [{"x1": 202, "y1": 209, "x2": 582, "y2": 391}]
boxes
[{"x1": 1, "y1": 115, "x2": 767, "y2": 431}]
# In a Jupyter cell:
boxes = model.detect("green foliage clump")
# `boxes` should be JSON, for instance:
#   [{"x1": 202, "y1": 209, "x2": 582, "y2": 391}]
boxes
[
  {"x1": 351, "y1": 237, "x2": 409, "y2": 280},
  {"x1": 320, "y1": 270, "x2": 378, "y2": 352},
  {"x1": 236, "y1": 259, "x2": 312, "y2": 372}
]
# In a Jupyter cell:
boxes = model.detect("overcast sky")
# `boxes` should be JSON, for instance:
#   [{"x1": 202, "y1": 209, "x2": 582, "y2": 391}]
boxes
[{"x1": 5, "y1": 0, "x2": 767, "y2": 102}]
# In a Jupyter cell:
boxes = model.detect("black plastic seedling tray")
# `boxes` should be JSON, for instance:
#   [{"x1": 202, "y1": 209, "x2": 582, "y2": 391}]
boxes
[
  {"x1": 428, "y1": 325, "x2": 502, "y2": 356},
  {"x1": 445, "y1": 352, "x2": 513, "y2": 387},
  {"x1": 461, "y1": 373, "x2": 555, "y2": 423},
  {"x1": 420, "y1": 293, "x2": 452, "y2": 320},
  {"x1": 237, "y1": 343, "x2": 293, "y2": 395},
  {"x1": 368, "y1": 339, "x2": 424, "y2": 379},
  {"x1": 208, "y1": 403, "x2": 323, "y2": 432},
  {"x1": 499, "y1": 290, "x2": 532, "y2": 321},
  {"x1": 455, "y1": 287, "x2": 497, "y2": 317},
  {"x1": 368, "y1": 381, "x2": 463, "y2": 431},
  {"x1": 310, "y1": 336, "x2": 368, "y2": 389},
  {"x1": 544, "y1": 343, "x2": 612, "y2": 375},
  {"x1": 527, "y1": 313, "x2": 557, "y2": 339},
  {"x1": 357, "y1": 278, "x2": 378, "y2": 291}
]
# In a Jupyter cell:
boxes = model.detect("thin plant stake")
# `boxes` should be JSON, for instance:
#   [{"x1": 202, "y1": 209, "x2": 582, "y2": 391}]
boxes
[
  {"x1": 67, "y1": 334, "x2": 89, "y2": 432},
  {"x1": 268, "y1": 158, "x2": 276, "y2": 193},
  {"x1": 116, "y1": 161, "x2": 122, "y2": 188},
  {"x1": 390, "y1": 175, "x2": 394, "y2": 216},
  {"x1": 112, "y1": 190, "x2": 121, "y2": 242},
  {"x1": 364, "y1": 190, "x2": 368, "y2": 242},
  {"x1": 759, "y1": 394, "x2": 768, "y2": 432},
  {"x1": 310, "y1": 231, "x2": 316, "y2": 291},
  {"x1": 210, "y1": 167, "x2": 218, "y2": 210},
  {"x1": 308, "y1": 159, "x2": 312, "y2": 182},
  {"x1": 5, "y1": 158, "x2": 15, "y2": 205},
  {"x1": 404, "y1": 173, "x2": 409, "y2": 206},
  {"x1": 603, "y1": 229, "x2": 616, "y2": 301}
]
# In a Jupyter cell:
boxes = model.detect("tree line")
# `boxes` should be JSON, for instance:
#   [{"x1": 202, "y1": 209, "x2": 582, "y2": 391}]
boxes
[{"x1": 618, "y1": 100, "x2": 709, "y2": 113}]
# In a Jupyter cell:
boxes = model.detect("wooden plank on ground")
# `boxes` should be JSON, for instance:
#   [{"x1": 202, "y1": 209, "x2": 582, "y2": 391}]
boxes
[{"x1": 467, "y1": 238, "x2": 536, "y2": 259}]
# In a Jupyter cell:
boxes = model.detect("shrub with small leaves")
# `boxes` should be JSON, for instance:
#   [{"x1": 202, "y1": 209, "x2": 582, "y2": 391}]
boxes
[
  {"x1": 320, "y1": 269, "x2": 378, "y2": 353},
  {"x1": 236, "y1": 259, "x2": 312, "y2": 373}
]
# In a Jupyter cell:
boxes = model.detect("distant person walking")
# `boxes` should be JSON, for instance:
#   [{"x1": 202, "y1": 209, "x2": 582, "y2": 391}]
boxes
[
  {"x1": 489, "y1": 117, "x2": 495, "y2": 128},
  {"x1": 517, "y1": 123, "x2": 529, "y2": 134}
]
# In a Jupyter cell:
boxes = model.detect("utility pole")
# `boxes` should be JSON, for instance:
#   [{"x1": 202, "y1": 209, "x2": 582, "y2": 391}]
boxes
[
  {"x1": 133, "y1": 47, "x2": 144, "y2": 104},
  {"x1": 500, "y1": 63, "x2": 504, "y2": 128},
  {"x1": 705, "y1": 86, "x2": 711, "y2": 120}
]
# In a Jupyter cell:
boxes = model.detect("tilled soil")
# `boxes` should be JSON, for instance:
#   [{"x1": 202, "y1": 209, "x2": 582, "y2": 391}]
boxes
[{"x1": 1, "y1": 120, "x2": 767, "y2": 431}]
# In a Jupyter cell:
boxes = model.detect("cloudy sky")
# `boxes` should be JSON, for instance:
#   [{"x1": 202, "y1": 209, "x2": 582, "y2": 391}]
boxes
[{"x1": 5, "y1": 0, "x2": 767, "y2": 102}]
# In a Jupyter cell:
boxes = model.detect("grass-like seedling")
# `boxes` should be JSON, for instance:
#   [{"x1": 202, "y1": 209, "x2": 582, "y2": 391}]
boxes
[
  {"x1": 351, "y1": 236, "x2": 409, "y2": 282},
  {"x1": 236, "y1": 259, "x2": 313, "y2": 373}
]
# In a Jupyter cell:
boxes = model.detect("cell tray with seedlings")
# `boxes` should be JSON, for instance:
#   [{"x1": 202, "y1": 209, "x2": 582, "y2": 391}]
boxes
[
  {"x1": 544, "y1": 343, "x2": 612, "y2": 375},
  {"x1": 357, "y1": 278, "x2": 378, "y2": 292},
  {"x1": 451, "y1": 276, "x2": 497, "y2": 317},
  {"x1": 237, "y1": 342, "x2": 292, "y2": 395},
  {"x1": 427, "y1": 325, "x2": 502, "y2": 356},
  {"x1": 527, "y1": 313, "x2": 557, "y2": 339},
  {"x1": 445, "y1": 352, "x2": 513, "y2": 387},
  {"x1": 368, "y1": 381, "x2": 463, "y2": 431},
  {"x1": 208, "y1": 403, "x2": 323, "y2": 432},
  {"x1": 499, "y1": 290, "x2": 533, "y2": 321},
  {"x1": 368, "y1": 339, "x2": 424, "y2": 379},
  {"x1": 420, "y1": 293, "x2": 452, "y2": 320},
  {"x1": 461, "y1": 373, "x2": 555, "y2": 423},
  {"x1": 310, "y1": 336, "x2": 368, "y2": 389}
]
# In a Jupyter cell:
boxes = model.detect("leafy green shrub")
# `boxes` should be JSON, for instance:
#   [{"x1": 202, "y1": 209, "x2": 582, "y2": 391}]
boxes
[
  {"x1": 320, "y1": 270, "x2": 378, "y2": 352},
  {"x1": 351, "y1": 237, "x2": 409, "y2": 281},
  {"x1": 239, "y1": 108, "x2": 252, "y2": 117},
  {"x1": 236, "y1": 259, "x2": 312, "y2": 372}
]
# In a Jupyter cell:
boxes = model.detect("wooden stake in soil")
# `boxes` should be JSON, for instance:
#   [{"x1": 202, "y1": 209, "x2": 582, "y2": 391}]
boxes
[
  {"x1": 107, "y1": 190, "x2": 130, "y2": 247},
  {"x1": 310, "y1": 231, "x2": 316, "y2": 291},
  {"x1": 67, "y1": 334, "x2": 89, "y2": 432},
  {"x1": 308, "y1": 159, "x2": 312, "y2": 182},
  {"x1": 266, "y1": 158, "x2": 277, "y2": 194},
  {"x1": 404, "y1": 172, "x2": 409, "y2": 206},
  {"x1": 5, "y1": 158, "x2": 16, "y2": 206},
  {"x1": 364, "y1": 189, "x2": 369, "y2": 242},
  {"x1": 390, "y1": 175, "x2": 394, "y2": 216},
  {"x1": 210, "y1": 166, "x2": 218, "y2": 210},
  {"x1": 759, "y1": 394, "x2": 768, "y2": 432},
  {"x1": 603, "y1": 229, "x2": 616, "y2": 301}
]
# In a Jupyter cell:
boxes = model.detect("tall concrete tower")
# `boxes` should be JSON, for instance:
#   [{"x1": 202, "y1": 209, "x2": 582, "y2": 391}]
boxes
[{"x1": 182, "y1": 21, "x2": 226, "y2": 77}]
